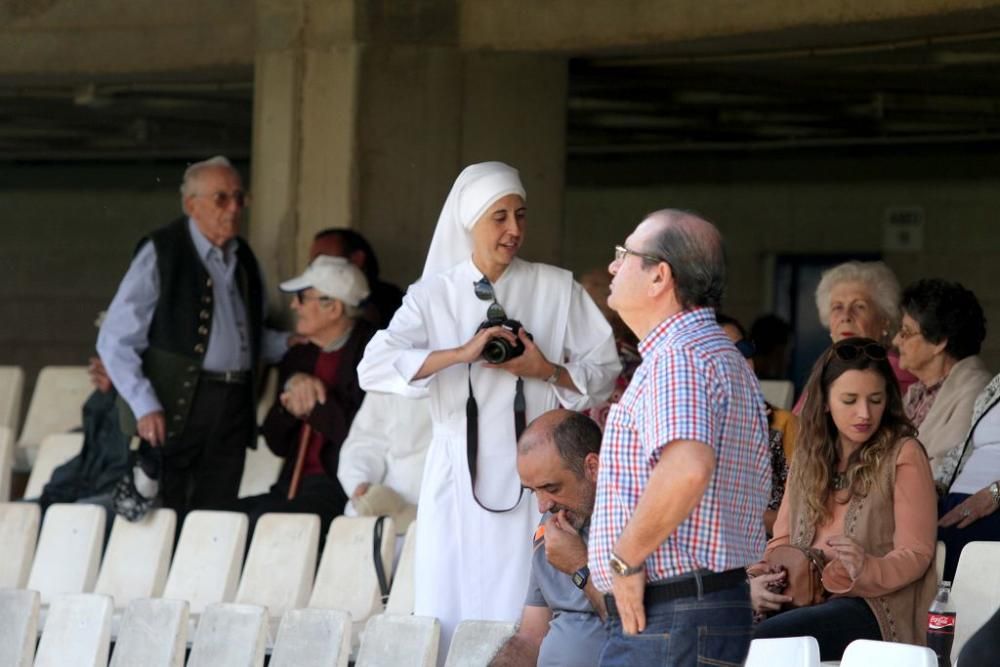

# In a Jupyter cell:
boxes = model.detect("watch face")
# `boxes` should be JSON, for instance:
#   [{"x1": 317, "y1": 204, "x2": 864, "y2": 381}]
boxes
[{"x1": 572, "y1": 566, "x2": 589, "y2": 589}]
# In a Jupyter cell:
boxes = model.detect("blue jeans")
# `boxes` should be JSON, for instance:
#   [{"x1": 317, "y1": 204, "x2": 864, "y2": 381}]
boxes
[{"x1": 599, "y1": 580, "x2": 752, "y2": 667}]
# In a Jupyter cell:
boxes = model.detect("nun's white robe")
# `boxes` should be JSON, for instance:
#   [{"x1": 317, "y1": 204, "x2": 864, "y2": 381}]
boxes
[{"x1": 358, "y1": 256, "x2": 619, "y2": 650}]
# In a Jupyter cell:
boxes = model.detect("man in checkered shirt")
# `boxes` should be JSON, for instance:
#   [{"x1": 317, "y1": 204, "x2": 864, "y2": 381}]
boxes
[{"x1": 588, "y1": 209, "x2": 771, "y2": 666}]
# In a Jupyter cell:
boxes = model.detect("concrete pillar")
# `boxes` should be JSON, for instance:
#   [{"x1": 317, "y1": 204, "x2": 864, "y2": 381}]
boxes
[{"x1": 250, "y1": 0, "x2": 569, "y2": 292}]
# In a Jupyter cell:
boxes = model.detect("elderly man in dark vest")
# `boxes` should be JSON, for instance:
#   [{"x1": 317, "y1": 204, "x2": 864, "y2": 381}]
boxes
[{"x1": 98, "y1": 156, "x2": 288, "y2": 516}]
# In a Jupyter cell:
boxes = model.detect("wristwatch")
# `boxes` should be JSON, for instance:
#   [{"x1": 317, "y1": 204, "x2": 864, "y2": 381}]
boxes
[
  {"x1": 572, "y1": 565, "x2": 590, "y2": 590},
  {"x1": 546, "y1": 364, "x2": 564, "y2": 385},
  {"x1": 989, "y1": 481, "x2": 1000, "y2": 507},
  {"x1": 609, "y1": 552, "x2": 645, "y2": 577}
]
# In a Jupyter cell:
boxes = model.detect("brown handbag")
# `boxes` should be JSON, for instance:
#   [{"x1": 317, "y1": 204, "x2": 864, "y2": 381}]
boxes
[{"x1": 765, "y1": 545, "x2": 828, "y2": 609}]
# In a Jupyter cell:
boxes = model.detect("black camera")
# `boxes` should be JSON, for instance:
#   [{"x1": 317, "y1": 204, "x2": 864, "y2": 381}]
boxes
[{"x1": 477, "y1": 318, "x2": 531, "y2": 364}]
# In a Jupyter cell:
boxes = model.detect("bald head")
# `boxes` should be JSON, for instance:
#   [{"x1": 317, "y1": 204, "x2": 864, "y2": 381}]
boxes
[
  {"x1": 643, "y1": 209, "x2": 725, "y2": 310},
  {"x1": 518, "y1": 409, "x2": 601, "y2": 478}
]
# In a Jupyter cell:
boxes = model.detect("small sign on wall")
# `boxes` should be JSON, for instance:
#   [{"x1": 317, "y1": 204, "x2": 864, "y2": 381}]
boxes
[{"x1": 883, "y1": 206, "x2": 924, "y2": 252}]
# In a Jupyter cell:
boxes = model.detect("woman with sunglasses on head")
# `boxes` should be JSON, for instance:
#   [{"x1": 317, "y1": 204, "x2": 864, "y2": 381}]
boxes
[
  {"x1": 358, "y1": 162, "x2": 620, "y2": 657},
  {"x1": 749, "y1": 338, "x2": 938, "y2": 661}
]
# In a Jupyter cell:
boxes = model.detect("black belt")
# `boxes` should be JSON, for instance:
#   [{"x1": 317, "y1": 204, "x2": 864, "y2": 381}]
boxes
[
  {"x1": 201, "y1": 370, "x2": 251, "y2": 385},
  {"x1": 604, "y1": 568, "x2": 746, "y2": 618}
]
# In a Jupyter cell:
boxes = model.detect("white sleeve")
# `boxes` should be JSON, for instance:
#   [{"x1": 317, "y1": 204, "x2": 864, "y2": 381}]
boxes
[
  {"x1": 357, "y1": 285, "x2": 433, "y2": 398},
  {"x1": 553, "y1": 281, "x2": 622, "y2": 411},
  {"x1": 337, "y1": 393, "x2": 391, "y2": 496}
]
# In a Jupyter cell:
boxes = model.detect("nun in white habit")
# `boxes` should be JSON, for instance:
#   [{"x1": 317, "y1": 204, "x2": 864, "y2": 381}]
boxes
[{"x1": 358, "y1": 161, "x2": 620, "y2": 655}]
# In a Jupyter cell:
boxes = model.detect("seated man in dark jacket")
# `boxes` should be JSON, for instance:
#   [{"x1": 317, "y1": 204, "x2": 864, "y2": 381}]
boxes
[{"x1": 240, "y1": 255, "x2": 375, "y2": 536}]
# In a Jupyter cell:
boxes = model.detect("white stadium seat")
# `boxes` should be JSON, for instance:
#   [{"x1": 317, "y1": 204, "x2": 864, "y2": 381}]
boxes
[
  {"x1": 16, "y1": 365, "x2": 91, "y2": 469},
  {"x1": 951, "y1": 540, "x2": 1000, "y2": 662},
  {"x1": 745, "y1": 636, "x2": 820, "y2": 667},
  {"x1": 760, "y1": 379, "x2": 795, "y2": 410},
  {"x1": 840, "y1": 639, "x2": 936, "y2": 666},
  {"x1": 235, "y1": 513, "x2": 320, "y2": 626},
  {"x1": 238, "y1": 436, "x2": 284, "y2": 498},
  {"x1": 95, "y1": 508, "x2": 177, "y2": 609},
  {"x1": 444, "y1": 619, "x2": 517, "y2": 667},
  {"x1": 110, "y1": 597, "x2": 189, "y2": 667},
  {"x1": 310, "y1": 515, "x2": 396, "y2": 640},
  {"x1": 34, "y1": 593, "x2": 113, "y2": 667},
  {"x1": 356, "y1": 614, "x2": 440, "y2": 667},
  {"x1": 0, "y1": 501, "x2": 40, "y2": 588},
  {"x1": 270, "y1": 607, "x2": 352, "y2": 667},
  {"x1": 23, "y1": 432, "x2": 84, "y2": 499},
  {"x1": 27, "y1": 503, "x2": 106, "y2": 605},
  {"x1": 0, "y1": 588, "x2": 39, "y2": 667},
  {"x1": 0, "y1": 366, "x2": 24, "y2": 434},
  {"x1": 187, "y1": 602, "x2": 268, "y2": 667},
  {"x1": 0, "y1": 426, "x2": 13, "y2": 501},
  {"x1": 386, "y1": 520, "x2": 417, "y2": 614},
  {"x1": 162, "y1": 510, "x2": 248, "y2": 616}
]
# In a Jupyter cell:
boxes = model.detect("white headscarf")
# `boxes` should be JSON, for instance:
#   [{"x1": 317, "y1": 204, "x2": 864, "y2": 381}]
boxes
[{"x1": 421, "y1": 161, "x2": 526, "y2": 279}]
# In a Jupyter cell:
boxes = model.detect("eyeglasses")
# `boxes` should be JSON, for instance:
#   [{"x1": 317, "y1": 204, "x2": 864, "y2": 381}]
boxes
[
  {"x1": 614, "y1": 244, "x2": 666, "y2": 265},
  {"x1": 832, "y1": 341, "x2": 888, "y2": 362},
  {"x1": 295, "y1": 290, "x2": 333, "y2": 305},
  {"x1": 473, "y1": 277, "x2": 507, "y2": 321},
  {"x1": 194, "y1": 190, "x2": 249, "y2": 209},
  {"x1": 896, "y1": 326, "x2": 922, "y2": 341}
]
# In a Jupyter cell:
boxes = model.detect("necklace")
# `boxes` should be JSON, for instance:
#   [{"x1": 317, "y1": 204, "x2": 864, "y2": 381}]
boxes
[{"x1": 831, "y1": 471, "x2": 849, "y2": 491}]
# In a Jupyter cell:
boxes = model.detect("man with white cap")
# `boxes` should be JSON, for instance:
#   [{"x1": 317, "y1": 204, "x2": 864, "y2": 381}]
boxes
[
  {"x1": 358, "y1": 161, "x2": 621, "y2": 656},
  {"x1": 240, "y1": 255, "x2": 376, "y2": 534}
]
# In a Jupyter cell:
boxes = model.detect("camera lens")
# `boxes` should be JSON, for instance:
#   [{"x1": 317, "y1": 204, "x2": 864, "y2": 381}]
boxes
[{"x1": 482, "y1": 338, "x2": 511, "y2": 364}]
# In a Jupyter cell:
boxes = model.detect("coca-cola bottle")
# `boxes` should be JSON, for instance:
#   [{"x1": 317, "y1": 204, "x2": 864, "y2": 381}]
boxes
[{"x1": 927, "y1": 581, "x2": 956, "y2": 667}]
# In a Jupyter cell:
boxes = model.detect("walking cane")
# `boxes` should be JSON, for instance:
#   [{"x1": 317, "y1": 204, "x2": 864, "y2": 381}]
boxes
[{"x1": 287, "y1": 424, "x2": 312, "y2": 500}]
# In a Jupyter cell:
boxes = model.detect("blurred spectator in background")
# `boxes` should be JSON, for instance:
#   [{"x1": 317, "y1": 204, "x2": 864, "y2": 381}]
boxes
[
  {"x1": 718, "y1": 313, "x2": 798, "y2": 535},
  {"x1": 750, "y1": 314, "x2": 793, "y2": 381},
  {"x1": 311, "y1": 228, "x2": 404, "y2": 329},
  {"x1": 895, "y1": 279, "x2": 990, "y2": 476},
  {"x1": 338, "y1": 391, "x2": 432, "y2": 536},
  {"x1": 579, "y1": 268, "x2": 640, "y2": 431}
]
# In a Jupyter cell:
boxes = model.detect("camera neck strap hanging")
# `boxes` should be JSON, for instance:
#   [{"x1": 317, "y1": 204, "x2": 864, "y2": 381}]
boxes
[{"x1": 466, "y1": 365, "x2": 526, "y2": 513}]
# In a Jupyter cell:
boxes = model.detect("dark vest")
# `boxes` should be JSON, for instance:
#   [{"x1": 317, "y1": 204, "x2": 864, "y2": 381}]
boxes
[{"x1": 118, "y1": 218, "x2": 264, "y2": 443}]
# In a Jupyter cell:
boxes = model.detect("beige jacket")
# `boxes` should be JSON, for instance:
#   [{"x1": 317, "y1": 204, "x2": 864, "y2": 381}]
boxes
[{"x1": 910, "y1": 355, "x2": 992, "y2": 476}]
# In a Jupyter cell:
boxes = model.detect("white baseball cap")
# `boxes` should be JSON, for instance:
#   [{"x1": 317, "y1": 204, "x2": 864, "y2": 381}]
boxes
[{"x1": 280, "y1": 255, "x2": 371, "y2": 307}]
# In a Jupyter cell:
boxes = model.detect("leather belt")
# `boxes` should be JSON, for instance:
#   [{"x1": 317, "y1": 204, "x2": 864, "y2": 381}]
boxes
[
  {"x1": 201, "y1": 370, "x2": 251, "y2": 385},
  {"x1": 604, "y1": 568, "x2": 746, "y2": 618}
]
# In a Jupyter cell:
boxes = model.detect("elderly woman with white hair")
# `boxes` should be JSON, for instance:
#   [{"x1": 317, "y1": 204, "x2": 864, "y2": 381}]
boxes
[
  {"x1": 358, "y1": 162, "x2": 620, "y2": 655},
  {"x1": 794, "y1": 261, "x2": 916, "y2": 413}
]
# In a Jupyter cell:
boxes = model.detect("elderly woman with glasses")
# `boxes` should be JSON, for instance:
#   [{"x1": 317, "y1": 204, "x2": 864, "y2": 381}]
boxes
[
  {"x1": 750, "y1": 338, "x2": 937, "y2": 661},
  {"x1": 893, "y1": 279, "x2": 991, "y2": 478},
  {"x1": 794, "y1": 261, "x2": 916, "y2": 414},
  {"x1": 358, "y1": 162, "x2": 620, "y2": 656}
]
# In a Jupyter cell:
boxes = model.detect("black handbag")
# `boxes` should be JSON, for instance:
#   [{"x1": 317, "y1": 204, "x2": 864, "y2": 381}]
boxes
[{"x1": 111, "y1": 442, "x2": 162, "y2": 522}]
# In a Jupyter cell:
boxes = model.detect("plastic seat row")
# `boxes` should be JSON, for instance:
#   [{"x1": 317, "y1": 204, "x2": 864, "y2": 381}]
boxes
[
  {"x1": 0, "y1": 504, "x2": 417, "y2": 637},
  {"x1": 0, "y1": 590, "x2": 512, "y2": 667},
  {"x1": 0, "y1": 365, "x2": 283, "y2": 499}
]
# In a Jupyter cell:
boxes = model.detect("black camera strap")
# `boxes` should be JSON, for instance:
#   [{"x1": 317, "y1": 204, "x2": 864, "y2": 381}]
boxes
[{"x1": 466, "y1": 365, "x2": 526, "y2": 513}]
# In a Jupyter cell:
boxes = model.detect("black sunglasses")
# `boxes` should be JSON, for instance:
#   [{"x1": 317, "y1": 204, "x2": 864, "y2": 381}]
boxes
[
  {"x1": 473, "y1": 277, "x2": 507, "y2": 321},
  {"x1": 832, "y1": 341, "x2": 887, "y2": 362}
]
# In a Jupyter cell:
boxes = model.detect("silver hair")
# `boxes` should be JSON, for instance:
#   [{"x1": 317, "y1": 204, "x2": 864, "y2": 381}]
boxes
[
  {"x1": 814, "y1": 260, "x2": 901, "y2": 332},
  {"x1": 179, "y1": 156, "x2": 236, "y2": 200}
]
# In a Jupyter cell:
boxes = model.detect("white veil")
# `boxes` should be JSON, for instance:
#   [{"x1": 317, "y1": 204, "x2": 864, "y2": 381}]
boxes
[{"x1": 421, "y1": 161, "x2": 526, "y2": 279}]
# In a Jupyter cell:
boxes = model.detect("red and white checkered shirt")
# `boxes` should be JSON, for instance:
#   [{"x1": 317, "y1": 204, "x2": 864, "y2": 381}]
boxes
[{"x1": 589, "y1": 307, "x2": 771, "y2": 592}]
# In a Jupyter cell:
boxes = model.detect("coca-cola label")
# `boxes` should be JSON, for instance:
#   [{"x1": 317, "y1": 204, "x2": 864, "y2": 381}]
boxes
[{"x1": 928, "y1": 612, "x2": 956, "y2": 631}]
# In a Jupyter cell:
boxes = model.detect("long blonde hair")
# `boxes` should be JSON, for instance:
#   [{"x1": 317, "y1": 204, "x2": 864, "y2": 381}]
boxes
[{"x1": 790, "y1": 337, "x2": 916, "y2": 527}]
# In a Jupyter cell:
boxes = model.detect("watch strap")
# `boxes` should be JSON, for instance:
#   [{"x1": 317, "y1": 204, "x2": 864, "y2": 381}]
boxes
[{"x1": 610, "y1": 552, "x2": 645, "y2": 577}]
